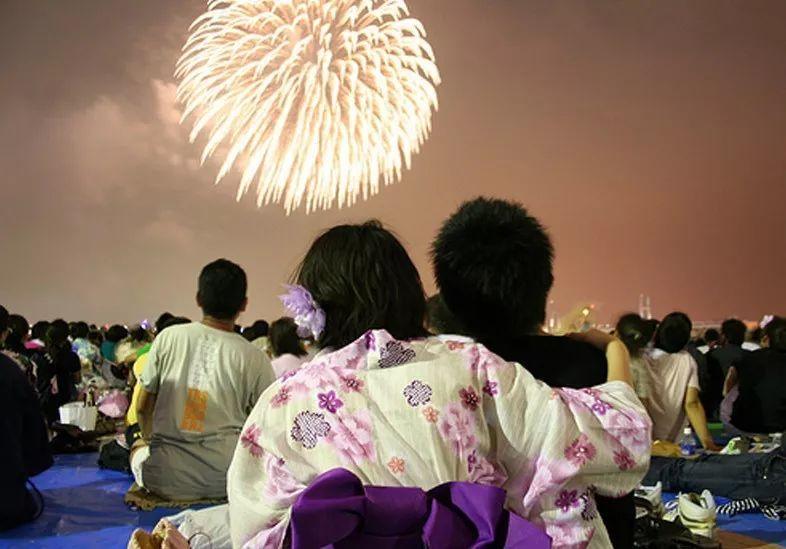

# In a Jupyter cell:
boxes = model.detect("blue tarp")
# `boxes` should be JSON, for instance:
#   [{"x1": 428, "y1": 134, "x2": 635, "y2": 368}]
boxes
[{"x1": 1, "y1": 453, "x2": 785, "y2": 547}]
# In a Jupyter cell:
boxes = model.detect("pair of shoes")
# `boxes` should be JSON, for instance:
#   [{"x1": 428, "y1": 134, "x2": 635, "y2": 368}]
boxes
[
  {"x1": 664, "y1": 491, "x2": 717, "y2": 539},
  {"x1": 636, "y1": 482, "x2": 665, "y2": 517}
]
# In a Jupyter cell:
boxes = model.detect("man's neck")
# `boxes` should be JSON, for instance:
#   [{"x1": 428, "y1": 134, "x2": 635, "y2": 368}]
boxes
[{"x1": 202, "y1": 316, "x2": 236, "y2": 333}]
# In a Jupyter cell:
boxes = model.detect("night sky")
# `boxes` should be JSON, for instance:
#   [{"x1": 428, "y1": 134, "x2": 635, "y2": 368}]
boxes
[{"x1": 1, "y1": 1, "x2": 785, "y2": 326}]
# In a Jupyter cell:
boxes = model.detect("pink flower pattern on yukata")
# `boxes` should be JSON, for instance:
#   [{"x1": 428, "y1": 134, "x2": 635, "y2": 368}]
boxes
[
  {"x1": 459, "y1": 386, "x2": 481, "y2": 411},
  {"x1": 387, "y1": 457, "x2": 406, "y2": 474},
  {"x1": 378, "y1": 341, "x2": 416, "y2": 369},
  {"x1": 520, "y1": 457, "x2": 579, "y2": 512},
  {"x1": 482, "y1": 379, "x2": 499, "y2": 397},
  {"x1": 422, "y1": 406, "x2": 439, "y2": 423},
  {"x1": 270, "y1": 386, "x2": 291, "y2": 408},
  {"x1": 241, "y1": 423, "x2": 264, "y2": 458},
  {"x1": 341, "y1": 375, "x2": 364, "y2": 393},
  {"x1": 591, "y1": 398, "x2": 613, "y2": 415},
  {"x1": 317, "y1": 390, "x2": 344, "y2": 413},
  {"x1": 613, "y1": 448, "x2": 636, "y2": 471},
  {"x1": 467, "y1": 450, "x2": 507, "y2": 486},
  {"x1": 297, "y1": 361, "x2": 344, "y2": 391},
  {"x1": 606, "y1": 409, "x2": 651, "y2": 454},
  {"x1": 290, "y1": 411, "x2": 331, "y2": 449},
  {"x1": 437, "y1": 403, "x2": 477, "y2": 455},
  {"x1": 580, "y1": 489, "x2": 598, "y2": 521},
  {"x1": 326, "y1": 409, "x2": 377, "y2": 465},
  {"x1": 556, "y1": 489, "x2": 581, "y2": 513},
  {"x1": 564, "y1": 434, "x2": 597, "y2": 467},
  {"x1": 403, "y1": 380, "x2": 432, "y2": 406},
  {"x1": 445, "y1": 340, "x2": 466, "y2": 351},
  {"x1": 261, "y1": 454, "x2": 303, "y2": 502}
]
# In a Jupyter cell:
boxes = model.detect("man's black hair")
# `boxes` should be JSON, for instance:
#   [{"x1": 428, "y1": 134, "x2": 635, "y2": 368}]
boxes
[
  {"x1": 296, "y1": 220, "x2": 428, "y2": 350},
  {"x1": 721, "y1": 318, "x2": 747, "y2": 346},
  {"x1": 703, "y1": 328, "x2": 720, "y2": 344},
  {"x1": 655, "y1": 312, "x2": 693, "y2": 353},
  {"x1": 71, "y1": 321, "x2": 90, "y2": 339},
  {"x1": 198, "y1": 259, "x2": 248, "y2": 320},
  {"x1": 105, "y1": 324, "x2": 129, "y2": 343},
  {"x1": 31, "y1": 321, "x2": 50, "y2": 341},
  {"x1": 155, "y1": 312, "x2": 175, "y2": 334},
  {"x1": 431, "y1": 197, "x2": 554, "y2": 341}
]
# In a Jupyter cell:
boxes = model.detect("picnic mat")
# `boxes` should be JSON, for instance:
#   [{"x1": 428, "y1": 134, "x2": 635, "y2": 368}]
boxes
[
  {"x1": 125, "y1": 482, "x2": 226, "y2": 511},
  {"x1": 1, "y1": 453, "x2": 784, "y2": 547}
]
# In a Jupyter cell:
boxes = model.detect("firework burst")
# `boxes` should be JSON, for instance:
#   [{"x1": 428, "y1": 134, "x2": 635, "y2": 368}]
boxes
[{"x1": 176, "y1": 0, "x2": 440, "y2": 214}]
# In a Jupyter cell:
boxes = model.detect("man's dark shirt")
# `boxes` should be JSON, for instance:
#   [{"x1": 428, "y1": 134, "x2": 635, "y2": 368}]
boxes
[
  {"x1": 705, "y1": 344, "x2": 748, "y2": 421},
  {"x1": 0, "y1": 353, "x2": 53, "y2": 530},
  {"x1": 732, "y1": 348, "x2": 786, "y2": 434},
  {"x1": 482, "y1": 334, "x2": 634, "y2": 549}
]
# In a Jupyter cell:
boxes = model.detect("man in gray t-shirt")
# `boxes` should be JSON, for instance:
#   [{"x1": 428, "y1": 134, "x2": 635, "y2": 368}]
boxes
[{"x1": 132, "y1": 259, "x2": 275, "y2": 500}]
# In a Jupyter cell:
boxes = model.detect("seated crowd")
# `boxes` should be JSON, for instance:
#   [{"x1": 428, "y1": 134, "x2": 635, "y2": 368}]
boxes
[{"x1": 1, "y1": 197, "x2": 783, "y2": 548}]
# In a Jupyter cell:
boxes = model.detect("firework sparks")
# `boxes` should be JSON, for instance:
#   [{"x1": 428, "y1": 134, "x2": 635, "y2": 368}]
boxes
[{"x1": 175, "y1": 0, "x2": 440, "y2": 214}]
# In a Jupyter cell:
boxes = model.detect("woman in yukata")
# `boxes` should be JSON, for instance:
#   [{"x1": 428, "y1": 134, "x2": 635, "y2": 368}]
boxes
[{"x1": 228, "y1": 221, "x2": 652, "y2": 549}]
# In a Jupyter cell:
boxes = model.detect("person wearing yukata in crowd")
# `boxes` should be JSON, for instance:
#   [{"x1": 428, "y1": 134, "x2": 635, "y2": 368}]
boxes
[
  {"x1": 227, "y1": 220, "x2": 651, "y2": 549},
  {"x1": 430, "y1": 197, "x2": 644, "y2": 548}
]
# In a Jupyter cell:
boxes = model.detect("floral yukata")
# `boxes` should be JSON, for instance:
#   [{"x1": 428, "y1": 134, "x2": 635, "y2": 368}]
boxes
[{"x1": 228, "y1": 330, "x2": 651, "y2": 548}]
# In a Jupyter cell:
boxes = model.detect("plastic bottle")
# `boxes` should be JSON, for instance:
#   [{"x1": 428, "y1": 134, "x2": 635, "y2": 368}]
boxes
[{"x1": 679, "y1": 427, "x2": 697, "y2": 456}]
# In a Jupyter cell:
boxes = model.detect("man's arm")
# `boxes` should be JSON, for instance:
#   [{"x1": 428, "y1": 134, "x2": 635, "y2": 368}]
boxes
[
  {"x1": 136, "y1": 388, "x2": 157, "y2": 441},
  {"x1": 684, "y1": 386, "x2": 720, "y2": 451}
]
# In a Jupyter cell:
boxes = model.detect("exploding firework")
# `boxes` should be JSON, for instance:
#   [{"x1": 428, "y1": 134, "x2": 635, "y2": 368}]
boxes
[{"x1": 176, "y1": 0, "x2": 440, "y2": 214}]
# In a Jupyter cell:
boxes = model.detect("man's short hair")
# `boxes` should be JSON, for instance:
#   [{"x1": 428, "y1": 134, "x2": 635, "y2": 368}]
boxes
[
  {"x1": 655, "y1": 312, "x2": 693, "y2": 353},
  {"x1": 721, "y1": 318, "x2": 747, "y2": 346},
  {"x1": 198, "y1": 259, "x2": 248, "y2": 320},
  {"x1": 71, "y1": 321, "x2": 90, "y2": 339},
  {"x1": 766, "y1": 317, "x2": 786, "y2": 352},
  {"x1": 431, "y1": 197, "x2": 554, "y2": 340}
]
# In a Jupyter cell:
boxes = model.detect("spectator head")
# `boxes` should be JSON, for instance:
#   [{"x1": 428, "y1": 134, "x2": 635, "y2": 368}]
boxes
[
  {"x1": 615, "y1": 313, "x2": 650, "y2": 357},
  {"x1": 703, "y1": 328, "x2": 720, "y2": 346},
  {"x1": 88, "y1": 330, "x2": 103, "y2": 347},
  {"x1": 655, "y1": 312, "x2": 693, "y2": 353},
  {"x1": 155, "y1": 312, "x2": 175, "y2": 334},
  {"x1": 721, "y1": 318, "x2": 747, "y2": 346},
  {"x1": 31, "y1": 320, "x2": 51, "y2": 341},
  {"x1": 243, "y1": 320, "x2": 269, "y2": 342},
  {"x1": 197, "y1": 259, "x2": 248, "y2": 321},
  {"x1": 296, "y1": 220, "x2": 427, "y2": 350},
  {"x1": 5, "y1": 314, "x2": 30, "y2": 351},
  {"x1": 51, "y1": 318, "x2": 69, "y2": 334},
  {"x1": 160, "y1": 316, "x2": 191, "y2": 332},
  {"x1": 128, "y1": 326, "x2": 152, "y2": 343},
  {"x1": 749, "y1": 327, "x2": 764, "y2": 345},
  {"x1": 765, "y1": 317, "x2": 786, "y2": 352},
  {"x1": 45, "y1": 322, "x2": 71, "y2": 353},
  {"x1": 431, "y1": 197, "x2": 554, "y2": 342},
  {"x1": 71, "y1": 321, "x2": 90, "y2": 340},
  {"x1": 426, "y1": 294, "x2": 463, "y2": 335},
  {"x1": 105, "y1": 324, "x2": 129, "y2": 343},
  {"x1": 269, "y1": 317, "x2": 306, "y2": 358},
  {"x1": 0, "y1": 305, "x2": 8, "y2": 342}
]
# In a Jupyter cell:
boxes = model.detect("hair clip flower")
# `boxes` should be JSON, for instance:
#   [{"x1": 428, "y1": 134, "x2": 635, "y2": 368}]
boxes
[{"x1": 279, "y1": 284, "x2": 325, "y2": 340}]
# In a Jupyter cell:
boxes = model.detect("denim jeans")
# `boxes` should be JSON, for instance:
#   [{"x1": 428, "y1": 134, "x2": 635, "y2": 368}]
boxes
[{"x1": 644, "y1": 447, "x2": 786, "y2": 504}]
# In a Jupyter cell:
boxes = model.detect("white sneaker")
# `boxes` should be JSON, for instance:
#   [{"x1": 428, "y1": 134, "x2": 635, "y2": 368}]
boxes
[
  {"x1": 677, "y1": 490, "x2": 717, "y2": 539},
  {"x1": 636, "y1": 482, "x2": 665, "y2": 517}
]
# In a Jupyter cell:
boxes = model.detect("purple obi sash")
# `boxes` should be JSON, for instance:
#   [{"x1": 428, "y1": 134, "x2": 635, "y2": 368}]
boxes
[{"x1": 289, "y1": 468, "x2": 551, "y2": 548}]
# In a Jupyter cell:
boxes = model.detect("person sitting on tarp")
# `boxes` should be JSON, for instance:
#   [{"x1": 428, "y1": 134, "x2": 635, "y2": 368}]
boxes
[{"x1": 0, "y1": 305, "x2": 53, "y2": 531}]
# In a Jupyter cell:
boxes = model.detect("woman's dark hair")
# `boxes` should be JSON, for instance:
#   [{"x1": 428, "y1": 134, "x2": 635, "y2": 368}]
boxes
[
  {"x1": 431, "y1": 197, "x2": 554, "y2": 341},
  {"x1": 105, "y1": 324, "x2": 129, "y2": 343},
  {"x1": 0, "y1": 305, "x2": 8, "y2": 334},
  {"x1": 155, "y1": 312, "x2": 175, "y2": 334},
  {"x1": 703, "y1": 328, "x2": 720, "y2": 345},
  {"x1": 426, "y1": 294, "x2": 464, "y2": 335},
  {"x1": 615, "y1": 313, "x2": 650, "y2": 357},
  {"x1": 243, "y1": 320, "x2": 269, "y2": 341},
  {"x1": 71, "y1": 321, "x2": 90, "y2": 340},
  {"x1": 88, "y1": 330, "x2": 103, "y2": 346},
  {"x1": 295, "y1": 220, "x2": 428, "y2": 350},
  {"x1": 128, "y1": 326, "x2": 152, "y2": 343},
  {"x1": 198, "y1": 259, "x2": 247, "y2": 320},
  {"x1": 32, "y1": 321, "x2": 51, "y2": 341},
  {"x1": 269, "y1": 317, "x2": 306, "y2": 358},
  {"x1": 766, "y1": 317, "x2": 786, "y2": 352},
  {"x1": 45, "y1": 323, "x2": 71, "y2": 355},
  {"x1": 5, "y1": 314, "x2": 29, "y2": 353},
  {"x1": 160, "y1": 316, "x2": 191, "y2": 332},
  {"x1": 655, "y1": 312, "x2": 692, "y2": 354}
]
